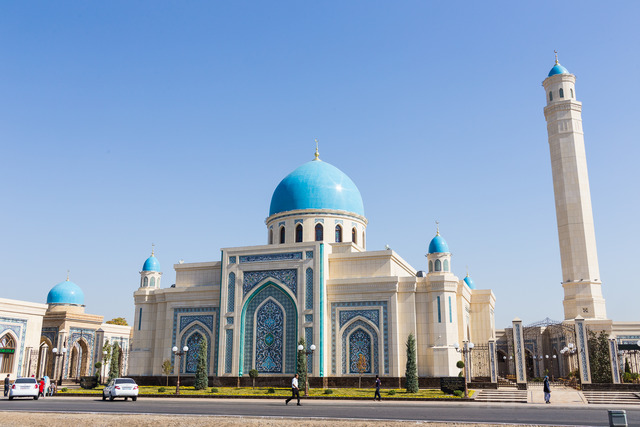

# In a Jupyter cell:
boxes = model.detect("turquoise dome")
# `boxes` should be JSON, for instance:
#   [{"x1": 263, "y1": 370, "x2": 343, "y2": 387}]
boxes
[
  {"x1": 548, "y1": 63, "x2": 569, "y2": 77},
  {"x1": 464, "y1": 275, "x2": 476, "y2": 290},
  {"x1": 269, "y1": 159, "x2": 365, "y2": 217},
  {"x1": 143, "y1": 255, "x2": 161, "y2": 272},
  {"x1": 47, "y1": 279, "x2": 85, "y2": 306},
  {"x1": 428, "y1": 234, "x2": 449, "y2": 254}
]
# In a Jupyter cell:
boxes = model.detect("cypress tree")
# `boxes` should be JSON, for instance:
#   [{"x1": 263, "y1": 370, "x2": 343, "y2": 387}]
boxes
[
  {"x1": 107, "y1": 342, "x2": 120, "y2": 383},
  {"x1": 194, "y1": 340, "x2": 208, "y2": 390},
  {"x1": 297, "y1": 337, "x2": 307, "y2": 392},
  {"x1": 405, "y1": 333, "x2": 419, "y2": 393}
]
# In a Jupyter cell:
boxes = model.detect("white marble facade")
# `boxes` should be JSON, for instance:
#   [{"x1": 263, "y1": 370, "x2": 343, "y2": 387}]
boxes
[{"x1": 130, "y1": 156, "x2": 496, "y2": 379}]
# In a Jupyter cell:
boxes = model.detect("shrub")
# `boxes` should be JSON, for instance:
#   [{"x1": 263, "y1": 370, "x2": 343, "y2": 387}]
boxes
[
  {"x1": 453, "y1": 390, "x2": 463, "y2": 397},
  {"x1": 267, "y1": 387, "x2": 275, "y2": 394},
  {"x1": 323, "y1": 389, "x2": 333, "y2": 395},
  {"x1": 249, "y1": 369, "x2": 259, "y2": 389},
  {"x1": 194, "y1": 341, "x2": 208, "y2": 390},
  {"x1": 158, "y1": 387, "x2": 166, "y2": 393},
  {"x1": 387, "y1": 389, "x2": 396, "y2": 396},
  {"x1": 456, "y1": 360, "x2": 465, "y2": 369},
  {"x1": 61, "y1": 388, "x2": 68, "y2": 392},
  {"x1": 210, "y1": 387, "x2": 218, "y2": 393}
]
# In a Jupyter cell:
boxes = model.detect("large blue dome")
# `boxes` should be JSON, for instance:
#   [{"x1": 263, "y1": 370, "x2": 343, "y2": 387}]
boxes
[
  {"x1": 269, "y1": 159, "x2": 365, "y2": 217},
  {"x1": 47, "y1": 279, "x2": 85, "y2": 306},
  {"x1": 142, "y1": 255, "x2": 161, "y2": 272},
  {"x1": 428, "y1": 234, "x2": 450, "y2": 254},
  {"x1": 548, "y1": 63, "x2": 569, "y2": 77}
]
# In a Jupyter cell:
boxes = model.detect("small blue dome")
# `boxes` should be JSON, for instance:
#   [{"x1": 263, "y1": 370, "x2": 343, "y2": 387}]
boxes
[
  {"x1": 463, "y1": 275, "x2": 476, "y2": 290},
  {"x1": 47, "y1": 280, "x2": 85, "y2": 306},
  {"x1": 548, "y1": 63, "x2": 570, "y2": 77},
  {"x1": 428, "y1": 234, "x2": 449, "y2": 254},
  {"x1": 142, "y1": 255, "x2": 161, "y2": 272},
  {"x1": 269, "y1": 159, "x2": 365, "y2": 217}
]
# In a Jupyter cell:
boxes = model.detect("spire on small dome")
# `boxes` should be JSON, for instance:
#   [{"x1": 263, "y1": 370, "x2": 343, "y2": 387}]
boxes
[
  {"x1": 151, "y1": 243, "x2": 155, "y2": 256},
  {"x1": 314, "y1": 138, "x2": 320, "y2": 161},
  {"x1": 66, "y1": 270, "x2": 70, "y2": 281},
  {"x1": 554, "y1": 49, "x2": 558, "y2": 65},
  {"x1": 435, "y1": 220, "x2": 440, "y2": 236}
]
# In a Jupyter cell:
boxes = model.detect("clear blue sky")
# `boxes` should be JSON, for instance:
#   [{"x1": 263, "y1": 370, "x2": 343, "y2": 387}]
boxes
[{"x1": 1, "y1": 1, "x2": 638, "y2": 329}]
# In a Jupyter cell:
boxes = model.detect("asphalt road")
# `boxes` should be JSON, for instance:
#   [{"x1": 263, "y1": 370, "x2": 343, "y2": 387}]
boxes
[{"x1": 1, "y1": 396, "x2": 639, "y2": 426}]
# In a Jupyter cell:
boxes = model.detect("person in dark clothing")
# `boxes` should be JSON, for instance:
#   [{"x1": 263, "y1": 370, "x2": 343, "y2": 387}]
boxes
[
  {"x1": 374, "y1": 375, "x2": 381, "y2": 401},
  {"x1": 4, "y1": 375, "x2": 10, "y2": 397},
  {"x1": 543, "y1": 375, "x2": 551, "y2": 403},
  {"x1": 285, "y1": 373, "x2": 301, "y2": 406}
]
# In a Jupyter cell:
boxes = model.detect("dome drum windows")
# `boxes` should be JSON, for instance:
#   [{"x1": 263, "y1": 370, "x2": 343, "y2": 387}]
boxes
[
  {"x1": 315, "y1": 224, "x2": 323, "y2": 241},
  {"x1": 559, "y1": 88, "x2": 564, "y2": 98},
  {"x1": 352, "y1": 227, "x2": 357, "y2": 245},
  {"x1": 269, "y1": 229, "x2": 273, "y2": 245},
  {"x1": 295, "y1": 224, "x2": 303, "y2": 243},
  {"x1": 549, "y1": 91, "x2": 553, "y2": 101},
  {"x1": 434, "y1": 259, "x2": 442, "y2": 272},
  {"x1": 335, "y1": 225, "x2": 342, "y2": 243},
  {"x1": 280, "y1": 226, "x2": 286, "y2": 244}
]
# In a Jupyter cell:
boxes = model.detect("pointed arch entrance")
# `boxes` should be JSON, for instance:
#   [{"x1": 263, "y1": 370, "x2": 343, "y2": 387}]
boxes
[
  {"x1": 69, "y1": 339, "x2": 90, "y2": 379},
  {"x1": 239, "y1": 282, "x2": 298, "y2": 376}
]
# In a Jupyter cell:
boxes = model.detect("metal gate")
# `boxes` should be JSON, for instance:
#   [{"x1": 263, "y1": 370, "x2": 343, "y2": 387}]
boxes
[{"x1": 471, "y1": 344, "x2": 491, "y2": 379}]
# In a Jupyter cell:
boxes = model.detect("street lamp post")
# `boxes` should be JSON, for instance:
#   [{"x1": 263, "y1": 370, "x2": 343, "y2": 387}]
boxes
[
  {"x1": 172, "y1": 345, "x2": 189, "y2": 395},
  {"x1": 560, "y1": 343, "x2": 576, "y2": 378},
  {"x1": 453, "y1": 341, "x2": 474, "y2": 398},
  {"x1": 51, "y1": 347, "x2": 67, "y2": 386},
  {"x1": 297, "y1": 344, "x2": 316, "y2": 396}
]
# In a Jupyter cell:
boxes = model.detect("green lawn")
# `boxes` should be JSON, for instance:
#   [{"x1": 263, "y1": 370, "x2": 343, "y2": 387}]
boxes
[{"x1": 58, "y1": 385, "x2": 471, "y2": 398}]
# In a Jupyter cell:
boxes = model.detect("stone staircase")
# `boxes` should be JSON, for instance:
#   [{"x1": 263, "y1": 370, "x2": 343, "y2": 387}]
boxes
[
  {"x1": 582, "y1": 391, "x2": 640, "y2": 405},
  {"x1": 474, "y1": 388, "x2": 528, "y2": 403}
]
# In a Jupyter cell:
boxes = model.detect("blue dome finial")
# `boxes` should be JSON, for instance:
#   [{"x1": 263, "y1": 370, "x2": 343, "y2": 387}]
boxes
[
  {"x1": 314, "y1": 138, "x2": 320, "y2": 161},
  {"x1": 548, "y1": 51, "x2": 570, "y2": 77},
  {"x1": 142, "y1": 245, "x2": 161, "y2": 272},
  {"x1": 428, "y1": 224, "x2": 450, "y2": 254}
]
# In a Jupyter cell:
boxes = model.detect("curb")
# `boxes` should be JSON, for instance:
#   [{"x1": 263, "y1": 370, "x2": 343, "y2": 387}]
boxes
[{"x1": 55, "y1": 393, "x2": 472, "y2": 402}]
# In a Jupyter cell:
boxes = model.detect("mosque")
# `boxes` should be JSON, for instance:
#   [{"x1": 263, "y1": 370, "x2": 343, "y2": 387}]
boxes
[
  {"x1": 128, "y1": 148, "x2": 496, "y2": 380},
  {"x1": 3, "y1": 58, "x2": 639, "y2": 386},
  {"x1": 0, "y1": 278, "x2": 131, "y2": 381}
]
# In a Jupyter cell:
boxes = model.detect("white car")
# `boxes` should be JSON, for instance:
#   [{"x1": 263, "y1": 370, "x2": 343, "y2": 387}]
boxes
[
  {"x1": 102, "y1": 378, "x2": 138, "y2": 401},
  {"x1": 8, "y1": 378, "x2": 40, "y2": 400}
]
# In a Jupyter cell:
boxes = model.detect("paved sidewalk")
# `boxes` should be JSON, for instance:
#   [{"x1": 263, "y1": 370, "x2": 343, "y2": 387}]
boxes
[{"x1": 526, "y1": 385, "x2": 586, "y2": 405}]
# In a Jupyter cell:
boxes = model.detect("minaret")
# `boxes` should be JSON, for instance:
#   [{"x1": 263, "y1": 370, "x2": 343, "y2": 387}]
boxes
[
  {"x1": 542, "y1": 53, "x2": 606, "y2": 320},
  {"x1": 139, "y1": 245, "x2": 162, "y2": 289}
]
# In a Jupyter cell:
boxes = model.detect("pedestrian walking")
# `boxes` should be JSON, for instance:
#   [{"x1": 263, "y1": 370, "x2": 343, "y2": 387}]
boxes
[
  {"x1": 285, "y1": 373, "x2": 301, "y2": 406},
  {"x1": 373, "y1": 375, "x2": 381, "y2": 401},
  {"x1": 38, "y1": 378, "x2": 46, "y2": 399},
  {"x1": 543, "y1": 375, "x2": 551, "y2": 404},
  {"x1": 4, "y1": 374, "x2": 10, "y2": 397},
  {"x1": 50, "y1": 381, "x2": 57, "y2": 396}
]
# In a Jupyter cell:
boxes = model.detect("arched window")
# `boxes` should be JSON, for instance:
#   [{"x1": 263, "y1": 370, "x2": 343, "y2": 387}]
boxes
[
  {"x1": 435, "y1": 259, "x2": 442, "y2": 272},
  {"x1": 0, "y1": 333, "x2": 16, "y2": 373},
  {"x1": 570, "y1": 88, "x2": 574, "y2": 98},
  {"x1": 143, "y1": 276, "x2": 148, "y2": 287},
  {"x1": 269, "y1": 229, "x2": 273, "y2": 244},
  {"x1": 559, "y1": 88, "x2": 564, "y2": 98},
  {"x1": 549, "y1": 91, "x2": 553, "y2": 101},
  {"x1": 295, "y1": 224, "x2": 303, "y2": 243},
  {"x1": 352, "y1": 228, "x2": 357, "y2": 244},
  {"x1": 362, "y1": 232, "x2": 365, "y2": 248},
  {"x1": 150, "y1": 277, "x2": 156, "y2": 287},
  {"x1": 335, "y1": 225, "x2": 342, "y2": 242},
  {"x1": 280, "y1": 226, "x2": 285, "y2": 244},
  {"x1": 315, "y1": 223, "x2": 323, "y2": 241},
  {"x1": 443, "y1": 259, "x2": 449, "y2": 272},
  {"x1": 428, "y1": 260, "x2": 433, "y2": 272}
]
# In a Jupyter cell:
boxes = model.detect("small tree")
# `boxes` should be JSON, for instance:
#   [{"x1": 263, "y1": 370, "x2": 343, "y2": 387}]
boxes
[
  {"x1": 106, "y1": 317, "x2": 129, "y2": 326},
  {"x1": 249, "y1": 369, "x2": 259, "y2": 389},
  {"x1": 356, "y1": 354, "x2": 368, "y2": 389},
  {"x1": 162, "y1": 359, "x2": 173, "y2": 386},
  {"x1": 457, "y1": 360, "x2": 465, "y2": 377},
  {"x1": 625, "y1": 359, "x2": 631, "y2": 374},
  {"x1": 296, "y1": 337, "x2": 307, "y2": 394},
  {"x1": 587, "y1": 330, "x2": 612, "y2": 383},
  {"x1": 405, "y1": 333, "x2": 418, "y2": 393},
  {"x1": 108, "y1": 342, "x2": 120, "y2": 383},
  {"x1": 194, "y1": 341, "x2": 208, "y2": 390}
]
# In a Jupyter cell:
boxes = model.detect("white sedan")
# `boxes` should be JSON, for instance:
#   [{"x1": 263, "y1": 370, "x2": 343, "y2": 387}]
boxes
[
  {"x1": 102, "y1": 378, "x2": 138, "y2": 401},
  {"x1": 8, "y1": 378, "x2": 39, "y2": 400}
]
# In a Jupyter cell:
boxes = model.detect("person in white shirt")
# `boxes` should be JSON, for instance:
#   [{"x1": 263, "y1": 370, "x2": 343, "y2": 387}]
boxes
[{"x1": 285, "y1": 373, "x2": 301, "y2": 406}]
